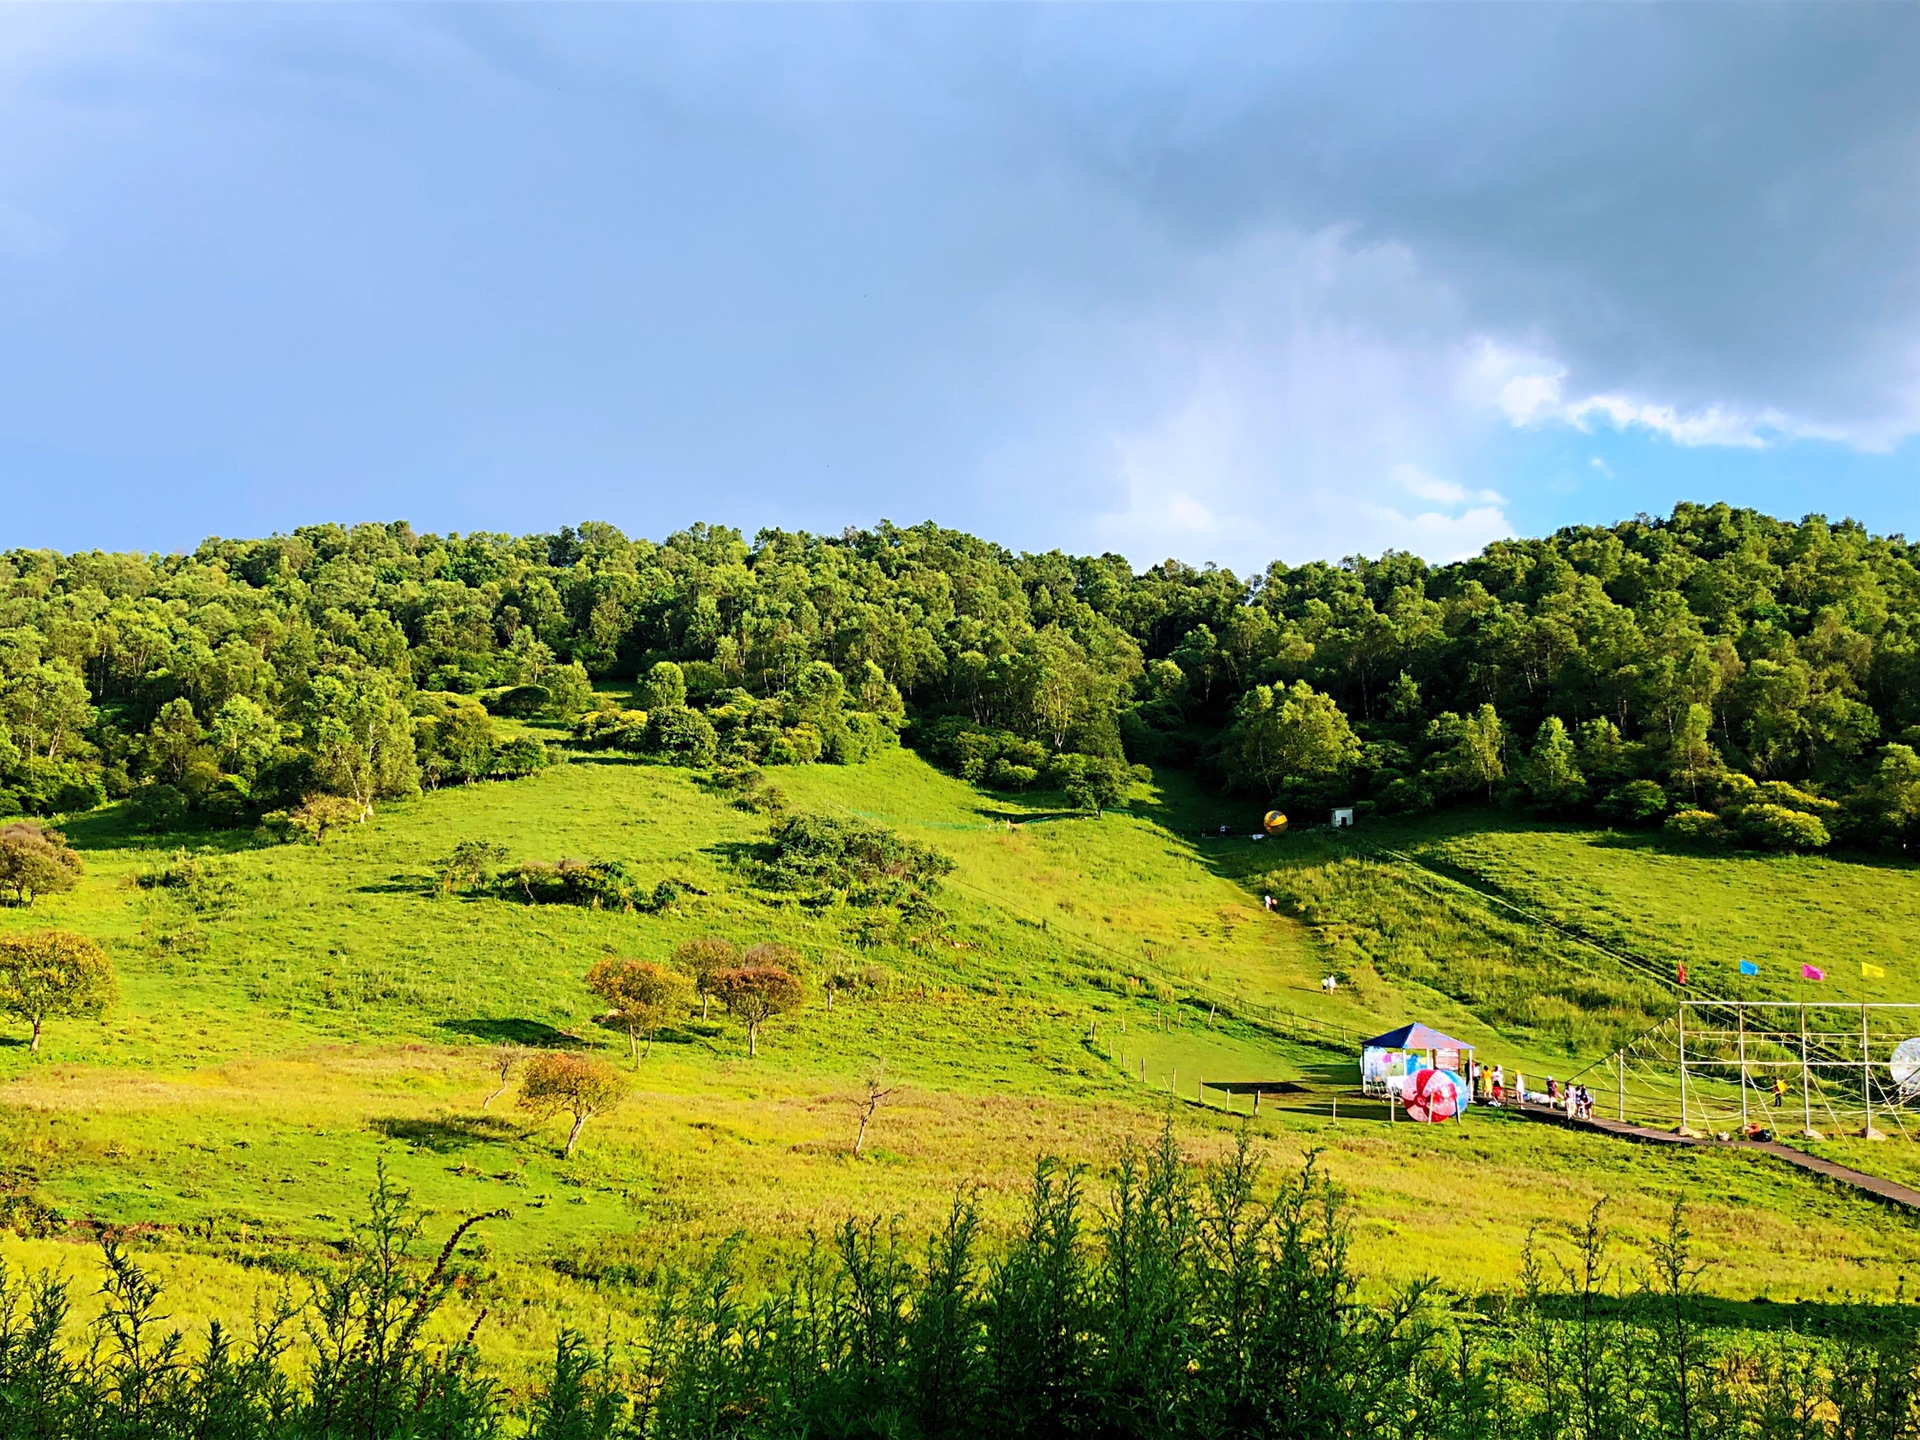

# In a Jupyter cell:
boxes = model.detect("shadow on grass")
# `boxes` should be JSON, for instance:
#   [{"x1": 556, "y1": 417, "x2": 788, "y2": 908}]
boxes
[
  {"x1": 58, "y1": 804, "x2": 281, "y2": 856},
  {"x1": 356, "y1": 876, "x2": 429, "y2": 895},
  {"x1": 1521, "y1": 1290, "x2": 1920, "y2": 1336},
  {"x1": 973, "y1": 805, "x2": 1091, "y2": 825},
  {"x1": 438, "y1": 1018, "x2": 593, "y2": 1048},
  {"x1": 372, "y1": 1114, "x2": 525, "y2": 1152}
]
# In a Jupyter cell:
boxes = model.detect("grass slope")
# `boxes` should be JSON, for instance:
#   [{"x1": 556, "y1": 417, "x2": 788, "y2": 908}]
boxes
[{"x1": 2, "y1": 749, "x2": 1917, "y2": 1383}]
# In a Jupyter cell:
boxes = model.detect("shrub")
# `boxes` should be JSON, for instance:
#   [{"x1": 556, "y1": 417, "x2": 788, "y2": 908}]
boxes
[
  {"x1": 988, "y1": 759, "x2": 1039, "y2": 790},
  {"x1": 0, "y1": 821, "x2": 83, "y2": 905},
  {"x1": 770, "y1": 723, "x2": 823, "y2": 766},
  {"x1": 413, "y1": 695, "x2": 496, "y2": 787},
  {"x1": 490, "y1": 684, "x2": 551, "y2": 717},
  {"x1": 573, "y1": 707, "x2": 650, "y2": 750},
  {"x1": 647, "y1": 707, "x2": 718, "y2": 767},
  {"x1": 1375, "y1": 775, "x2": 1435, "y2": 815},
  {"x1": 434, "y1": 839, "x2": 509, "y2": 895},
  {"x1": 758, "y1": 813, "x2": 954, "y2": 907},
  {"x1": 266, "y1": 793, "x2": 364, "y2": 843},
  {"x1": 1047, "y1": 752, "x2": 1133, "y2": 814},
  {"x1": 127, "y1": 783, "x2": 190, "y2": 832},
  {"x1": 1730, "y1": 802, "x2": 1831, "y2": 851},
  {"x1": 489, "y1": 736, "x2": 551, "y2": 778},
  {"x1": 1596, "y1": 780, "x2": 1669, "y2": 825},
  {"x1": 708, "y1": 766, "x2": 787, "y2": 815},
  {"x1": 1663, "y1": 809, "x2": 1728, "y2": 847},
  {"x1": 0, "y1": 1169, "x2": 504, "y2": 1435},
  {"x1": 639, "y1": 660, "x2": 688, "y2": 712},
  {"x1": 9, "y1": 757, "x2": 107, "y2": 816},
  {"x1": 917, "y1": 719, "x2": 1048, "y2": 786},
  {"x1": 499, "y1": 858, "x2": 645, "y2": 910}
]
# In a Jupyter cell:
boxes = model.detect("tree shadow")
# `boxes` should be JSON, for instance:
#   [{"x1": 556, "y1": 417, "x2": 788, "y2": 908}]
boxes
[
  {"x1": 973, "y1": 806, "x2": 1089, "y2": 825},
  {"x1": 371, "y1": 1114, "x2": 525, "y2": 1153},
  {"x1": 57, "y1": 805, "x2": 279, "y2": 856},
  {"x1": 704, "y1": 838, "x2": 766, "y2": 869},
  {"x1": 437, "y1": 1018, "x2": 592, "y2": 1048},
  {"x1": 1586, "y1": 826, "x2": 1920, "y2": 873},
  {"x1": 357, "y1": 876, "x2": 431, "y2": 895}
]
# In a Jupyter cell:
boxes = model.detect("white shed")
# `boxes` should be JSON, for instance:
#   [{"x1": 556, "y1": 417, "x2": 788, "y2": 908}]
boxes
[{"x1": 1330, "y1": 807, "x2": 1355, "y2": 828}]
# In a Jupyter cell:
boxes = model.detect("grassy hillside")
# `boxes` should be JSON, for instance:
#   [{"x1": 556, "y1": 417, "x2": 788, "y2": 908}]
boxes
[
  {"x1": 3, "y1": 745, "x2": 1919, "y2": 1385},
  {"x1": 1404, "y1": 817, "x2": 1920, "y2": 1004}
]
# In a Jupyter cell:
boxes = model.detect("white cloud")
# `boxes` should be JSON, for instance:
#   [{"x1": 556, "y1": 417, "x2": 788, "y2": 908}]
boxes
[
  {"x1": 1391, "y1": 463, "x2": 1502, "y2": 507},
  {"x1": 1464, "y1": 339, "x2": 1797, "y2": 449},
  {"x1": 1072, "y1": 227, "x2": 1517, "y2": 568}
]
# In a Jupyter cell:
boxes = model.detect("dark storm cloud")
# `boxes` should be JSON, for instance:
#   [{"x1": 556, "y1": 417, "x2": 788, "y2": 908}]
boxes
[{"x1": 1032, "y1": 4, "x2": 1920, "y2": 443}]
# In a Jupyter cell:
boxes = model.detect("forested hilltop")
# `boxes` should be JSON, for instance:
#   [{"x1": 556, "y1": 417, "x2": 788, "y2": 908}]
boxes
[{"x1": 1, "y1": 502, "x2": 1917, "y2": 852}]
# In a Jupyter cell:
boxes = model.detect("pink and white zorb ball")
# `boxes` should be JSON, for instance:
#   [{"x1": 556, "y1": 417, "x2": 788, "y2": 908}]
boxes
[{"x1": 1401, "y1": 1068, "x2": 1465, "y2": 1122}]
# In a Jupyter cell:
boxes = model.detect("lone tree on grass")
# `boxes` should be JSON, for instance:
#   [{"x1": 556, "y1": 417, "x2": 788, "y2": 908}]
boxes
[
  {"x1": 0, "y1": 822, "x2": 83, "y2": 906},
  {"x1": 0, "y1": 929, "x2": 115, "y2": 1052},
  {"x1": 673, "y1": 936, "x2": 738, "y2": 1021},
  {"x1": 584, "y1": 957, "x2": 690, "y2": 1063},
  {"x1": 518, "y1": 1052, "x2": 626, "y2": 1158},
  {"x1": 854, "y1": 1063, "x2": 897, "y2": 1157},
  {"x1": 481, "y1": 1043, "x2": 522, "y2": 1109},
  {"x1": 713, "y1": 946, "x2": 805, "y2": 1057}
]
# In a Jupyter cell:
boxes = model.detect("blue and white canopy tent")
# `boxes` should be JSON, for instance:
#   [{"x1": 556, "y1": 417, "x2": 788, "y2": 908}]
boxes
[{"x1": 1360, "y1": 1022, "x2": 1475, "y2": 1103}]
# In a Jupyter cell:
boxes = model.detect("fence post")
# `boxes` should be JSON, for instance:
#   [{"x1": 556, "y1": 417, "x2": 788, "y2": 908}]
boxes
[
  {"x1": 1617, "y1": 1049, "x2": 1624, "y2": 1122},
  {"x1": 1738, "y1": 1006, "x2": 1748, "y2": 1133},
  {"x1": 1677, "y1": 1002, "x2": 1689, "y2": 1132},
  {"x1": 1863, "y1": 1004, "x2": 1874, "y2": 1138},
  {"x1": 1800, "y1": 1004, "x2": 1812, "y2": 1138}
]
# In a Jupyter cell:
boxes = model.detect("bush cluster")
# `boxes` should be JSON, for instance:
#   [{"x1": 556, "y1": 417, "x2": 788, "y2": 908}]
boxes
[{"x1": 756, "y1": 813, "x2": 955, "y2": 910}]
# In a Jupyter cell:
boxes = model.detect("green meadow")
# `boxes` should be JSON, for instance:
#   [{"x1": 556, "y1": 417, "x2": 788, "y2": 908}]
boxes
[{"x1": 5, "y1": 742, "x2": 1920, "y2": 1384}]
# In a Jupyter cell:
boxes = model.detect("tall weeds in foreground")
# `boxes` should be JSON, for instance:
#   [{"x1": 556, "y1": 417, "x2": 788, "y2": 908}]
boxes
[{"x1": 2, "y1": 1134, "x2": 1918, "y2": 1438}]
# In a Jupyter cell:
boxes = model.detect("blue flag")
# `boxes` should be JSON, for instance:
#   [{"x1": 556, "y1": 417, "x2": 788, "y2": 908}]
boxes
[{"x1": 1739, "y1": 960, "x2": 1759, "y2": 976}]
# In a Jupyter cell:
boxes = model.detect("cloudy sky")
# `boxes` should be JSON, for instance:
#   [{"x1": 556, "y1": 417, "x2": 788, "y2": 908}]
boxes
[{"x1": 1, "y1": 5, "x2": 1916, "y2": 571}]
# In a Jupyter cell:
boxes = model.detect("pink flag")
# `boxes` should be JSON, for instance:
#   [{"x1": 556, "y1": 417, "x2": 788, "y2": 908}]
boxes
[{"x1": 1802, "y1": 964, "x2": 1825, "y2": 981}]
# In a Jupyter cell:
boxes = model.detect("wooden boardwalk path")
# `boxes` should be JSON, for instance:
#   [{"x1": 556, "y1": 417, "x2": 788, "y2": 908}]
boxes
[{"x1": 1512, "y1": 1105, "x2": 1920, "y2": 1212}]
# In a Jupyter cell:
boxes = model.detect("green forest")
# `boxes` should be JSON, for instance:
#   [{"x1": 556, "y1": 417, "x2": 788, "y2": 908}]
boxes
[{"x1": 2, "y1": 502, "x2": 1916, "y2": 850}]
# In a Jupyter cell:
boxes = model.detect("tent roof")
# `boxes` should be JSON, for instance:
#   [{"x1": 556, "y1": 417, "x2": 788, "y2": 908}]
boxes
[{"x1": 1360, "y1": 1022, "x2": 1472, "y2": 1052}]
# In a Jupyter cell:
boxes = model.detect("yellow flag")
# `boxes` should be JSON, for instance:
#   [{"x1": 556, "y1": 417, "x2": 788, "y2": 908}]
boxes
[{"x1": 1862, "y1": 962, "x2": 1887, "y2": 979}]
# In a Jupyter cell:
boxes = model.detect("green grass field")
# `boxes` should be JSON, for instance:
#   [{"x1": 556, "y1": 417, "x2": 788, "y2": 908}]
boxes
[{"x1": 5, "y1": 746, "x2": 1920, "y2": 1386}]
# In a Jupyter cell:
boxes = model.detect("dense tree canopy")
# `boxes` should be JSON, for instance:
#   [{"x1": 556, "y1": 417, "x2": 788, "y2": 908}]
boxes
[{"x1": 0, "y1": 504, "x2": 1916, "y2": 849}]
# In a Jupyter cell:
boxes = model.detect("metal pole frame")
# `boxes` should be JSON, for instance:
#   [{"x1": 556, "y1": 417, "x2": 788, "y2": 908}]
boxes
[
  {"x1": 1801, "y1": 1003, "x2": 1812, "y2": 1138},
  {"x1": 1863, "y1": 1004, "x2": 1873, "y2": 1138},
  {"x1": 1738, "y1": 1007, "x2": 1748, "y2": 1134},
  {"x1": 1677, "y1": 1002, "x2": 1688, "y2": 1132}
]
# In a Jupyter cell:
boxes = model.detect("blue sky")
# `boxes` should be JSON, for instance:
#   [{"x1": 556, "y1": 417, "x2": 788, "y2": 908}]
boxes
[{"x1": 1, "y1": 5, "x2": 1916, "y2": 571}]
